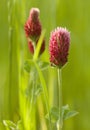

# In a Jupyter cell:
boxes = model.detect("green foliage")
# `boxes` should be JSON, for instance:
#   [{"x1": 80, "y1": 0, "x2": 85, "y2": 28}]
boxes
[
  {"x1": 24, "y1": 59, "x2": 49, "y2": 73},
  {"x1": 37, "y1": 61, "x2": 49, "y2": 71},
  {"x1": 46, "y1": 105, "x2": 78, "y2": 125},
  {"x1": 3, "y1": 120, "x2": 16, "y2": 130},
  {"x1": 46, "y1": 107, "x2": 59, "y2": 123},
  {"x1": 24, "y1": 59, "x2": 49, "y2": 110},
  {"x1": 3, "y1": 120, "x2": 23, "y2": 130},
  {"x1": 24, "y1": 60, "x2": 33, "y2": 73}
]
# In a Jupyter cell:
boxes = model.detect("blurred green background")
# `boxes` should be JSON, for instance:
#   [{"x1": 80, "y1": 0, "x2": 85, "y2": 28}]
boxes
[{"x1": 0, "y1": 0, "x2": 90, "y2": 129}]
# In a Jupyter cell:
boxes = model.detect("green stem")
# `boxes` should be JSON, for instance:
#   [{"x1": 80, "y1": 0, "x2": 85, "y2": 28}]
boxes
[
  {"x1": 25, "y1": 75, "x2": 36, "y2": 130},
  {"x1": 8, "y1": 0, "x2": 13, "y2": 119},
  {"x1": 57, "y1": 69, "x2": 63, "y2": 130},
  {"x1": 34, "y1": 61, "x2": 52, "y2": 130}
]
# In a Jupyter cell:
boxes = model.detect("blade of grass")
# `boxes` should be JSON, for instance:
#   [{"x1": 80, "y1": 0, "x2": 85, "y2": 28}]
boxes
[
  {"x1": 34, "y1": 61, "x2": 52, "y2": 130},
  {"x1": 33, "y1": 30, "x2": 46, "y2": 61}
]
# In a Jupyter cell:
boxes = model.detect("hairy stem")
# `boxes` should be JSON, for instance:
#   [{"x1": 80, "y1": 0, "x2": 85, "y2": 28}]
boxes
[{"x1": 57, "y1": 69, "x2": 63, "y2": 130}]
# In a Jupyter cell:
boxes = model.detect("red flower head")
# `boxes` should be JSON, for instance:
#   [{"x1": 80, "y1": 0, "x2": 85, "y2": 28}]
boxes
[
  {"x1": 49, "y1": 27, "x2": 70, "y2": 68},
  {"x1": 28, "y1": 39, "x2": 45, "y2": 55},
  {"x1": 24, "y1": 8, "x2": 42, "y2": 39}
]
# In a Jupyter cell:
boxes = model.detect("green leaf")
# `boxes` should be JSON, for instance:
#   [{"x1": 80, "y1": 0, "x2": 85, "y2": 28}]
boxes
[
  {"x1": 61, "y1": 104, "x2": 79, "y2": 121},
  {"x1": 33, "y1": 30, "x2": 46, "y2": 61},
  {"x1": 37, "y1": 61, "x2": 49, "y2": 70},
  {"x1": 61, "y1": 104, "x2": 70, "y2": 119},
  {"x1": 45, "y1": 107, "x2": 59, "y2": 123},
  {"x1": 16, "y1": 120, "x2": 23, "y2": 130},
  {"x1": 62, "y1": 104, "x2": 69, "y2": 110},
  {"x1": 3, "y1": 120, "x2": 16, "y2": 129},
  {"x1": 63, "y1": 110, "x2": 79, "y2": 120},
  {"x1": 35, "y1": 85, "x2": 42, "y2": 97},
  {"x1": 24, "y1": 59, "x2": 34, "y2": 73},
  {"x1": 33, "y1": 85, "x2": 43, "y2": 103},
  {"x1": 34, "y1": 61, "x2": 49, "y2": 112}
]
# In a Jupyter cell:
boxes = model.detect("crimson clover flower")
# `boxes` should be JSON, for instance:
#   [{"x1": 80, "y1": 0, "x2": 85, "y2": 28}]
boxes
[
  {"x1": 49, "y1": 27, "x2": 70, "y2": 68},
  {"x1": 24, "y1": 8, "x2": 41, "y2": 39},
  {"x1": 24, "y1": 8, "x2": 45, "y2": 55}
]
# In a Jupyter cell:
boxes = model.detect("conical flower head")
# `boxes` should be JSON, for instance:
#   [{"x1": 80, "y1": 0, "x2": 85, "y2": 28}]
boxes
[
  {"x1": 24, "y1": 8, "x2": 42, "y2": 39},
  {"x1": 49, "y1": 27, "x2": 70, "y2": 68}
]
